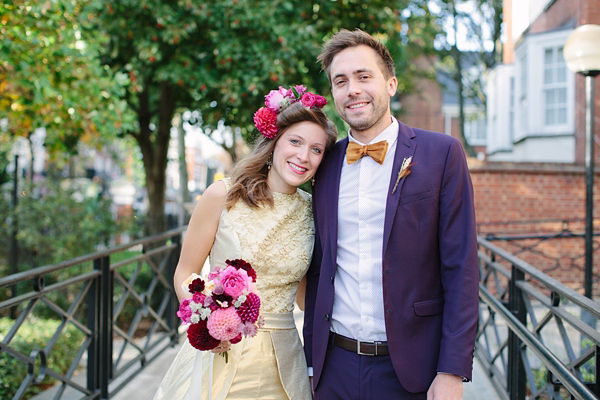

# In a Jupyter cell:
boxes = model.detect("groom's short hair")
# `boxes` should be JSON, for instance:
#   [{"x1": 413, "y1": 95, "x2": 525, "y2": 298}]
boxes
[{"x1": 318, "y1": 29, "x2": 396, "y2": 83}]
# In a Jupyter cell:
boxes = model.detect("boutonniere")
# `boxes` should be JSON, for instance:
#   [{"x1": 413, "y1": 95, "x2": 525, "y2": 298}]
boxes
[{"x1": 391, "y1": 156, "x2": 416, "y2": 194}]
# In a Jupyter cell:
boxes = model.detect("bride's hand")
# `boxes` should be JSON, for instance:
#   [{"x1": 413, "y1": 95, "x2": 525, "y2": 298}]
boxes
[{"x1": 211, "y1": 341, "x2": 231, "y2": 353}]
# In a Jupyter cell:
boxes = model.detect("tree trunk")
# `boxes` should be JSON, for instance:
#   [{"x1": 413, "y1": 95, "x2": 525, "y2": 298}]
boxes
[
  {"x1": 27, "y1": 132, "x2": 34, "y2": 188},
  {"x1": 135, "y1": 80, "x2": 175, "y2": 237},
  {"x1": 452, "y1": 2, "x2": 476, "y2": 157},
  {"x1": 177, "y1": 114, "x2": 190, "y2": 203}
]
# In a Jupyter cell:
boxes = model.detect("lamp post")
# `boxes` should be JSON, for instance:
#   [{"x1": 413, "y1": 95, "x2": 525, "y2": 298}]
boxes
[{"x1": 564, "y1": 24, "x2": 600, "y2": 300}]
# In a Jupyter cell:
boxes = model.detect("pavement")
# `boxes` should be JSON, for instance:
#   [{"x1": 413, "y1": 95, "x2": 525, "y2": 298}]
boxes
[
  {"x1": 110, "y1": 307, "x2": 501, "y2": 400},
  {"x1": 33, "y1": 306, "x2": 500, "y2": 400}
]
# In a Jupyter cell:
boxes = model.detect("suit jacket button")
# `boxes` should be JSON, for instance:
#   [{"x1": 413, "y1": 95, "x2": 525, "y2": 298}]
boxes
[
  {"x1": 325, "y1": 314, "x2": 330, "y2": 321},
  {"x1": 330, "y1": 276, "x2": 334, "y2": 283}
]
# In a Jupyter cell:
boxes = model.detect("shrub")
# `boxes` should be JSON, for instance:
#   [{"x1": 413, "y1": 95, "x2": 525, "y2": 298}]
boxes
[{"x1": 0, "y1": 317, "x2": 85, "y2": 399}]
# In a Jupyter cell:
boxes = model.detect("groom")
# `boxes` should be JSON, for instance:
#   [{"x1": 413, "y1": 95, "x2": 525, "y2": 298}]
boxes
[{"x1": 303, "y1": 29, "x2": 479, "y2": 399}]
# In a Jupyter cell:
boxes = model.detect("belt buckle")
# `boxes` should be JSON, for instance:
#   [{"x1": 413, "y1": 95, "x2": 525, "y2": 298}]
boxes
[{"x1": 356, "y1": 339, "x2": 376, "y2": 356}]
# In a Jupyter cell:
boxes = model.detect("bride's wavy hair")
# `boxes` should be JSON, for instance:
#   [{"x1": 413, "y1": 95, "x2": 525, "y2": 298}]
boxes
[{"x1": 226, "y1": 102, "x2": 337, "y2": 209}]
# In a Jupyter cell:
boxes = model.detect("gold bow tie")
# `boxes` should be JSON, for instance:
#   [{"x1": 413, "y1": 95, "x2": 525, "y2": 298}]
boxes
[{"x1": 346, "y1": 140, "x2": 388, "y2": 164}]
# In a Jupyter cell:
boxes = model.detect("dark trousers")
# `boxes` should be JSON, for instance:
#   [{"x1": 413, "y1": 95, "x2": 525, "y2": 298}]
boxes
[{"x1": 314, "y1": 342, "x2": 427, "y2": 400}]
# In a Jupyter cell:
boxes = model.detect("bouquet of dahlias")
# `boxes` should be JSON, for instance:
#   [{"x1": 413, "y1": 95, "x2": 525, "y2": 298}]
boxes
[{"x1": 177, "y1": 259, "x2": 262, "y2": 360}]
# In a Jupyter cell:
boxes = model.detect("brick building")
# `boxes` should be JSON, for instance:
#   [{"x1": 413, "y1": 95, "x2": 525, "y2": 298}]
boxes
[{"x1": 398, "y1": 55, "x2": 487, "y2": 159}]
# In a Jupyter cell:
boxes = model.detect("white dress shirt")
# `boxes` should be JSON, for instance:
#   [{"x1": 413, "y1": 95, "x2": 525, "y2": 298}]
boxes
[{"x1": 330, "y1": 117, "x2": 399, "y2": 341}]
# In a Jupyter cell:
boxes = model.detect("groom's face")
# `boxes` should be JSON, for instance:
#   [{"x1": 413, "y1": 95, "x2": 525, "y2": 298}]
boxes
[{"x1": 329, "y1": 45, "x2": 397, "y2": 140}]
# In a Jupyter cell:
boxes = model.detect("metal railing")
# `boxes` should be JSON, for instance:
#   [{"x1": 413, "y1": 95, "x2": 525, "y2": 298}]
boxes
[
  {"x1": 2, "y1": 225, "x2": 599, "y2": 399},
  {"x1": 0, "y1": 227, "x2": 185, "y2": 400},
  {"x1": 476, "y1": 236, "x2": 600, "y2": 399}
]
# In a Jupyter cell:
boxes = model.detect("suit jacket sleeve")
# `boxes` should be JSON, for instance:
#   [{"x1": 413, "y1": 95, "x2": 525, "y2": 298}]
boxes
[
  {"x1": 303, "y1": 193, "x2": 322, "y2": 368},
  {"x1": 436, "y1": 139, "x2": 479, "y2": 380}
]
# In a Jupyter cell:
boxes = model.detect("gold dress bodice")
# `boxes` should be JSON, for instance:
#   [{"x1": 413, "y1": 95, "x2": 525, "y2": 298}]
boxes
[
  {"x1": 210, "y1": 178, "x2": 314, "y2": 313},
  {"x1": 154, "y1": 179, "x2": 314, "y2": 400}
]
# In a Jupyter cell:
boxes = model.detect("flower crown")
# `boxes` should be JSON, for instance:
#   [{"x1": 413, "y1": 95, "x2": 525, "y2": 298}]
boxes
[{"x1": 253, "y1": 85, "x2": 327, "y2": 139}]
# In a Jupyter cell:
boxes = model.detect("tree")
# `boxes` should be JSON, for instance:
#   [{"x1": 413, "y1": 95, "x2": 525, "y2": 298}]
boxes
[
  {"x1": 0, "y1": 0, "x2": 134, "y2": 185},
  {"x1": 430, "y1": 0, "x2": 502, "y2": 157},
  {"x1": 93, "y1": 0, "x2": 435, "y2": 236}
]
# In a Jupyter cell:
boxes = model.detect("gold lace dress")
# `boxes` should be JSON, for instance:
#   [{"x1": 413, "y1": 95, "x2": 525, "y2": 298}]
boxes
[{"x1": 154, "y1": 179, "x2": 313, "y2": 400}]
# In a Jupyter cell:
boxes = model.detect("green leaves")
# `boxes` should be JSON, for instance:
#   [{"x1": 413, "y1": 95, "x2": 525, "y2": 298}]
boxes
[{"x1": 0, "y1": 0, "x2": 134, "y2": 153}]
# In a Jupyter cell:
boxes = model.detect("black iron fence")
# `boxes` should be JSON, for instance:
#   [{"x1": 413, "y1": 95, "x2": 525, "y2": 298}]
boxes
[
  {"x1": 2, "y1": 226, "x2": 600, "y2": 399},
  {"x1": 477, "y1": 236, "x2": 600, "y2": 399},
  {"x1": 0, "y1": 227, "x2": 185, "y2": 400}
]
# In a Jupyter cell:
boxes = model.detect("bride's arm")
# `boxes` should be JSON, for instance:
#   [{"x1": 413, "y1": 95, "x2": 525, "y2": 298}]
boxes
[
  {"x1": 296, "y1": 275, "x2": 307, "y2": 311},
  {"x1": 173, "y1": 180, "x2": 226, "y2": 302}
]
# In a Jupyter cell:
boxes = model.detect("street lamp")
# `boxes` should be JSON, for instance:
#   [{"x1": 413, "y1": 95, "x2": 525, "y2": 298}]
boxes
[{"x1": 564, "y1": 24, "x2": 600, "y2": 300}]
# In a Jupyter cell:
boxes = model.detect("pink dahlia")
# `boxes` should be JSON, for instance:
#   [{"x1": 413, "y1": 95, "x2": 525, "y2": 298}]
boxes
[
  {"x1": 187, "y1": 319, "x2": 220, "y2": 351},
  {"x1": 237, "y1": 292, "x2": 261, "y2": 323},
  {"x1": 301, "y1": 92, "x2": 317, "y2": 108},
  {"x1": 177, "y1": 298, "x2": 192, "y2": 324},
  {"x1": 207, "y1": 307, "x2": 242, "y2": 341},
  {"x1": 253, "y1": 107, "x2": 278, "y2": 139},
  {"x1": 220, "y1": 266, "x2": 250, "y2": 298}
]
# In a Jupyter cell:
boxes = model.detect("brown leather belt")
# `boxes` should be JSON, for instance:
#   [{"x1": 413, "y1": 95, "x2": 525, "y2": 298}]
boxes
[{"x1": 330, "y1": 333, "x2": 389, "y2": 356}]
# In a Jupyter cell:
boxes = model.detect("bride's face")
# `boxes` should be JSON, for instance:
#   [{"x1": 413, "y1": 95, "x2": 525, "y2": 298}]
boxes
[{"x1": 267, "y1": 121, "x2": 328, "y2": 193}]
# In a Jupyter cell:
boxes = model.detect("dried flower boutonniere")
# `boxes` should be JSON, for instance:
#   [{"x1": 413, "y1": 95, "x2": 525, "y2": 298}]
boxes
[{"x1": 391, "y1": 156, "x2": 416, "y2": 194}]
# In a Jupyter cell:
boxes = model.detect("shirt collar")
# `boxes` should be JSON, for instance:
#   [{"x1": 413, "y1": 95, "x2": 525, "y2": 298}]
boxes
[{"x1": 347, "y1": 116, "x2": 399, "y2": 147}]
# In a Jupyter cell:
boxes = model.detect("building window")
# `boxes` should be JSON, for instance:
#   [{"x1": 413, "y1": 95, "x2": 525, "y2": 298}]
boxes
[
  {"x1": 543, "y1": 46, "x2": 567, "y2": 126},
  {"x1": 519, "y1": 53, "x2": 528, "y2": 132},
  {"x1": 509, "y1": 76, "x2": 515, "y2": 143}
]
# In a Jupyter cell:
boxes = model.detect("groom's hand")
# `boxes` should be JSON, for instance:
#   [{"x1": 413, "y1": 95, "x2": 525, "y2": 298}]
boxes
[{"x1": 427, "y1": 373, "x2": 463, "y2": 400}]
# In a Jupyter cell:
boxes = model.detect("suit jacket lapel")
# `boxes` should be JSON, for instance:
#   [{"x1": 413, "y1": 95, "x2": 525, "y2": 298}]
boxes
[
  {"x1": 382, "y1": 123, "x2": 417, "y2": 258},
  {"x1": 324, "y1": 137, "x2": 348, "y2": 270}
]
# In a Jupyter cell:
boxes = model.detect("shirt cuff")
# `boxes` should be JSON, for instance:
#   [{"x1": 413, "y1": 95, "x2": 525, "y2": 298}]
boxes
[
  {"x1": 437, "y1": 372, "x2": 469, "y2": 382},
  {"x1": 307, "y1": 367, "x2": 314, "y2": 377}
]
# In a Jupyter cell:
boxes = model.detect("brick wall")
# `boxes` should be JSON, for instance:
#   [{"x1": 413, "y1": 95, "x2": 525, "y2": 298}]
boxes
[
  {"x1": 470, "y1": 161, "x2": 600, "y2": 296},
  {"x1": 398, "y1": 56, "x2": 445, "y2": 134}
]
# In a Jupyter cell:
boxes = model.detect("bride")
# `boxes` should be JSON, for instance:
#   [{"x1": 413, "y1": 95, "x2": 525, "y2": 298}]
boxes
[{"x1": 154, "y1": 85, "x2": 337, "y2": 400}]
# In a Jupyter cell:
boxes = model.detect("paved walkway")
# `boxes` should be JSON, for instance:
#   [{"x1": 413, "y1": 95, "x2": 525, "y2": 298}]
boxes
[
  {"x1": 111, "y1": 339, "x2": 500, "y2": 400},
  {"x1": 112, "y1": 308, "x2": 501, "y2": 400}
]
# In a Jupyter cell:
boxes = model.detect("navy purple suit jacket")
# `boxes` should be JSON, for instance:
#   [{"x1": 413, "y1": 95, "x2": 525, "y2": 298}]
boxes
[{"x1": 303, "y1": 121, "x2": 479, "y2": 393}]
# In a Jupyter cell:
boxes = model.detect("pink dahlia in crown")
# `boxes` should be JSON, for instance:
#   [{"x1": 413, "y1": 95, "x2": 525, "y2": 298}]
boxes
[
  {"x1": 253, "y1": 84, "x2": 327, "y2": 139},
  {"x1": 177, "y1": 259, "x2": 261, "y2": 355},
  {"x1": 253, "y1": 108, "x2": 278, "y2": 139}
]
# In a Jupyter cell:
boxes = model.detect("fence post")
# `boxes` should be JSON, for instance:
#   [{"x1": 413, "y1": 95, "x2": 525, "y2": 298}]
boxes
[
  {"x1": 166, "y1": 233, "x2": 182, "y2": 345},
  {"x1": 9, "y1": 154, "x2": 18, "y2": 319},
  {"x1": 97, "y1": 255, "x2": 113, "y2": 399},
  {"x1": 87, "y1": 257, "x2": 101, "y2": 395},
  {"x1": 507, "y1": 263, "x2": 526, "y2": 400},
  {"x1": 594, "y1": 345, "x2": 599, "y2": 396}
]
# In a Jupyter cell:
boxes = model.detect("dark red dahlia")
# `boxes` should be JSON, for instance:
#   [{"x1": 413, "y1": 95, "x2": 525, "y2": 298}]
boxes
[
  {"x1": 226, "y1": 259, "x2": 257, "y2": 282},
  {"x1": 212, "y1": 292, "x2": 233, "y2": 307},
  {"x1": 237, "y1": 292, "x2": 261, "y2": 323},
  {"x1": 187, "y1": 319, "x2": 220, "y2": 351},
  {"x1": 188, "y1": 278, "x2": 205, "y2": 294},
  {"x1": 230, "y1": 333, "x2": 243, "y2": 344}
]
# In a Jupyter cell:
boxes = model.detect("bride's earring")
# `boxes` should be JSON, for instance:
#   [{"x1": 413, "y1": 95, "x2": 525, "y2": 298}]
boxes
[
  {"x1": 311, "y1": 176, "x2": 315, "y2": 186},
  {"x1": 266, "y1": 153, "x2": 273, "y2": 170}
]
